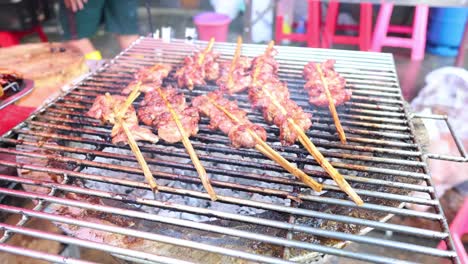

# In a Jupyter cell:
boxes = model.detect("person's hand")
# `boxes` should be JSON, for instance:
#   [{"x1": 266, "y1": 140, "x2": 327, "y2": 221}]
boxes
[{"x1": 64, "y1": 0, "x2": 87, "y2": 12}]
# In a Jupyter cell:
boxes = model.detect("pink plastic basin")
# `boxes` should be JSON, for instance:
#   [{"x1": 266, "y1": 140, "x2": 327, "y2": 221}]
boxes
[{"x1": 194, "y1": 12, "x2": 231, "y2": 42}]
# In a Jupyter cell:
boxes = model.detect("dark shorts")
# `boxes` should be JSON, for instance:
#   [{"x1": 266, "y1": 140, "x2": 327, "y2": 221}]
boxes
[{"x1": 59, "y1": 0, "x2": 139, "y2": 40}]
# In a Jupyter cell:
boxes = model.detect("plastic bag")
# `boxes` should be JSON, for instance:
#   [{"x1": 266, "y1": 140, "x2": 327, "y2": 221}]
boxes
[
  {"x1": 210, "y1": 0, "x2": 244, "y2": 19},
  {"x1": 411, "y1": 67, "x2": 468, "y2": 207},
  {"x1": 251, "y1": 0, "x2": 273, "y2": 43}
]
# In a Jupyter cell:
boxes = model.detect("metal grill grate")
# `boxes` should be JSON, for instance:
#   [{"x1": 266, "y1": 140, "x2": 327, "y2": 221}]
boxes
[{"x1": 0, "y1": 37, "x2": 464, "y2": 264}]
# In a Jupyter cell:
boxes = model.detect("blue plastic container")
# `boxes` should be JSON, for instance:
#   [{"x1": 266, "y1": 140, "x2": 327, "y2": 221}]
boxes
[{"x1": 427, "y1": 7, "x2": 468, "y2": 56}]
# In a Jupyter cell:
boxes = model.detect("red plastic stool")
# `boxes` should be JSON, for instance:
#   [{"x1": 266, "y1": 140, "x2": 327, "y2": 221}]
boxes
[
  {"x1": 0, "y1": 25, "x2": 48, "y2": 47},
  {"x1": 438, "y1": 197, "x2": 468, "y2": 264},
  {"x1": 371, "y1": 3, "x2": 429, "y2": 61},
  {"x1": 321, "y1": 1, "x2": 373, "y2": 51},
  {"x1": 275, "y1": 0, "x2": 321, "y2": 47}
]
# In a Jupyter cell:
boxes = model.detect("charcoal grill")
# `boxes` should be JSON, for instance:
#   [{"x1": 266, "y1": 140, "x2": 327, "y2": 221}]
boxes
[{"x1": 0, "y1": 37, "x2": 466, "y2": 264}]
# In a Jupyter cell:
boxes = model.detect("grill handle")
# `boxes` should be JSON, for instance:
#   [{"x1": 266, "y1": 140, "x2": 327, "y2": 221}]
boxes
[{"x1": 412, "y1": 113, "x2": 467, "y2": 162}]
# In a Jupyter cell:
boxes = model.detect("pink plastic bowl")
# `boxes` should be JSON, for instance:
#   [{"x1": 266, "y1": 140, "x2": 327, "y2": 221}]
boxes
[{"x1": 194, "y1": 12, "x2": 231, "y2": 42}]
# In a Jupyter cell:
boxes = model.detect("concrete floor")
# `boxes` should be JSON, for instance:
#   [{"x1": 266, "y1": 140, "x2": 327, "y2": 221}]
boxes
[{"x1": 16, "y1": 2, "x2": 468, "y2": 263}]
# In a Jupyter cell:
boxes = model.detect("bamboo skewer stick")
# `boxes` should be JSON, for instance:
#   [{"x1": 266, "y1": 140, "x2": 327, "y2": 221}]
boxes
[
  {"x1": 315, "y1": 65, "x2": 347, "y2": 144},
  {"x1": 207, "y1": 98, "x2": 322, "y2": 192},
  {"x1": 157, "y1": 88, "x2": 217, "y2": 201},
  {"x1": 251, "y1": 43, "x2": 363, "y2": 205},
  {"x1": 227, "y1": 36, "x2": 243, "y2": 88},
  {"x1": 117, "y1": 81, "x2": 141, "y2": 118},
  {"x1": 116, "y1": 116, "x2": 159, "y2": 192},
  {"x1": 106, "y1": 88, "x2": 158, "y2": 192},
  {"x1": 197, "y1": 37, "x2": 215, "y2": 66},
  {"x1": 291, "y1": 121, "x2": 363, "y2": 205}
]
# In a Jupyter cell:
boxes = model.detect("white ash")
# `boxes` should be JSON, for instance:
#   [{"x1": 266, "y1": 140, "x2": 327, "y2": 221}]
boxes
[{"x1": 77, "y1": 142, "x2": 295, "y2": 222}]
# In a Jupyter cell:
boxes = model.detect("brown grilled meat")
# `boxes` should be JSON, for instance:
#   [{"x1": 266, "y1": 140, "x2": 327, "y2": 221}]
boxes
[
  {"x1": 216, "y1": 57, "x2": 252, "y2": 95},
  {"x1": 87, "y1": 94, "x2": 159, "y2": 145},
  {"x1": 249, "y1": 47, "x2": 311, "y2": 145},
  {"x1": 122, "y1": 81, "x2": 158, "y2": 95},
  {"x1": 134, "y1": 63, "x2": 172, "y2": 84},
  {"x1": 192, "y1": 91, "x2": 266, "y2": 148},
  {"x1": 122, "y1": 63, "x2": 173, "y2": 95},
  {"x1": 303, "y1": 59, "x2": 351, "y2": 106},
  {"x1": 138, "y1": 87, "x2": 199, "y2": 143},
  {"x1": 175, "y1": 51, "x2": 220, "y2": 90}
]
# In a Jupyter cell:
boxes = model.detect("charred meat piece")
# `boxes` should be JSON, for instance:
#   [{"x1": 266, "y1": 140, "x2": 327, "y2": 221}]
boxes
[
  {"x1": 251, "y1": 47, "x2": 279, "y2": 80},
  {"x1": 175, "y1": 47, "x2": 220, "y2": 90},
  {"x1": 138, "y1": 87, "x2": 199, "y2": 143},
  {"x1": 249, "y1": 84, "x2": 312, "y2": 145},
  {"x1": 192, "y1": 91, "x2": 266, "y2": 148},
  {"x1": 138, "y1": 88, "x2": 186, "y2": 126},
  {"x1": 87, "y1": 94, "x2": 159, "y2": 145},
  {"x1": 134, "y1": 63, "x2": 172, "y2": 84},
  {"x1": 303, "y1": 59, "x2": 351, "y2": 106},
  {"x1": 122, "y1": 81, "x2": 158, "y2": 95},
  {"x1": 248, "y1": 47, "x2": 311, "y2": 145},
  {"x1": 199, "y1": 52, "x2": 220, "y2": 81},
  {"x1": 216, "y1": 57, "x2": 252, "y2": 95},
  {"x1": 122, "y1": 64, "x2": 173, "y2": 94},
  {"x1": 175, "y1": 57, "x2": 206, "y2": 90}
]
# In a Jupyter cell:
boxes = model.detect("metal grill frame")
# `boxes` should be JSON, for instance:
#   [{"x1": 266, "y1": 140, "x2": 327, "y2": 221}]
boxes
[{"x1": 0, "y1": 37, "x2": 466, "y2": 264}]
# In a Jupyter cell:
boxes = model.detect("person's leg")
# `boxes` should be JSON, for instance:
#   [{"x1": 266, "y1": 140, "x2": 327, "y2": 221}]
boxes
[
  {"x1": 103, "y1": 0, "x2": 140, "y2": 50},
  {"x1": 59, "y1": 0, "x2": 106, "y2": 55},
  {"x1": 66, "y1": 38, "x2": 96, "y2": 54},
  {"x1": 117, "y1": 35, "x2": 139, "y2": 50}
]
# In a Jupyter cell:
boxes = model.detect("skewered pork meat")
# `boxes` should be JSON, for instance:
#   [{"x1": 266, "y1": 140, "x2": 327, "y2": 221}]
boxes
[
  {"x1": 202, "y1": 51, "x2": 221, "y2": 81},
  {"x1": 216, "y1": 57, "x2": 252, "y2": 95},
  {"x1": 249, "y1": 46, "x2": 312, "y2": 145},
  {"x1": 132, "y1": 63, "x2": 215, "y2": 199},
  {"x1": 87, "y1": 94, "x2": 159, "y2": 145},
  {"x1": 192, "y1": 91, "x2": 266, "y2": 148},
  {"x1": 122, "y1": 64, "x2": 173, "y2": 94},
  {"x1": 303, "y1": 59, "x2": 351, "y2": 106},
  {"x1": 122, "y1": 81, "x2": 158, "y2": 95},
  {"x1": 138, "y1": 87, "x2": 199, "y2": 143},
  {"x1": 175, "y1": 46, "x2": 220, "y2": 90},
  {"x1": 251, "y1": 47, "x2": 279, "y2": 80},
  {"x1": 249, "y1": 43, "x2": 363, "y2": 205},
  {"x1": 134, "y1": 63, "x2": 172, "y2": 84}
]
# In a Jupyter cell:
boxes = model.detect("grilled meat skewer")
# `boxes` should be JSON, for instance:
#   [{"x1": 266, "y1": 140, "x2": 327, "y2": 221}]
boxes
[
  {"x1": 87, "y1": 93, "x2": 159, "y2": 145},
  {"x1": 138, "y1": 87, "x2": 199, "y2": 143},
  {"x1": 249, "y1": 43, "x2": 311, "y2": 146},
  {"x1": 249, "y1": 41, "x2": 363, "y2": 205},
  {"x1": 216, "y1": 37, "x2": 252, "y2": 95},
  {"x1": 134, "y1": 63, "x2": 172, "y2": 83},
  {"x1": 122, "y1": 62, "x2": 216, "y2": 199},
  {"x1": 192, "y1": 91, "x2": 322, "y2": 192},
  {"x1": 175, "y1": 38, "x2": 220, "y2": 90},
  {"x1": 87, "y1": 87, "x2": 159, "y2": 192},
  {"x1": 193, "y1": 91, "x2": 266, "y2": 149},
  {"x1": 138, "y1": 86, "x2": 217, "y2": 200},
  {"x1": 302, "y1": 60, "x2": 351, "y2": 107},
  {"x1": 122, "y1": 63, "x2": 173, "y2": 95},
  {"x1": 303, "y1": 60, "x2": 349, "y2": 143}
]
